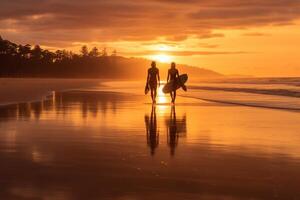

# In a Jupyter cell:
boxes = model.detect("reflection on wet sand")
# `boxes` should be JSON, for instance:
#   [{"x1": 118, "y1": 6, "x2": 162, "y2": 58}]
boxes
[
  {"x1": 145, "y1": 105, "x2": 187, "y2": 156},
  {"x1": 0, "y1": 91, "x2": 140, "y2": 122},
  {"x1": 1, "y1": 90, "x2": 300, "y2": 199},
  {"x1": 166, "y1": 106, "x2": 187, "y2": 156},
  {"x1": 145, "y1": 106, "x2": 159, "y2": 156}
]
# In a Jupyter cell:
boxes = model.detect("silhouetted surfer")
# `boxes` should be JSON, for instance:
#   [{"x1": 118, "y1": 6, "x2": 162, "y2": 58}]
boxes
[
  {"x1": 166, "y1": 106, "x2": 187, "y2": 156},
  {"x1": 167, "y1": 62, "x2": 180, "y2": 103},
  {"x1": 167, "y1": 106, "x2": 178, "y2": 156},
  {"x1": 146, "y1": 61, "x2": 160, "y2": 104},
  {"x1": 145, "y1": 105, "x2": 159, "y2": 156}
]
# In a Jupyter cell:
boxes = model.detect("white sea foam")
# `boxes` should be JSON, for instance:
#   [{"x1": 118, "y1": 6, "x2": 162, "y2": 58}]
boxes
[{"x1": 183, "y1": 78, "x2": 300, "y2": 111}]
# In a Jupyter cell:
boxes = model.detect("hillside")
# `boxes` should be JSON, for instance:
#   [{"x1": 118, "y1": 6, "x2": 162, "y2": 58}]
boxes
[{"x1": 110, "y1": 57, "x2": 223, "y2": 80}]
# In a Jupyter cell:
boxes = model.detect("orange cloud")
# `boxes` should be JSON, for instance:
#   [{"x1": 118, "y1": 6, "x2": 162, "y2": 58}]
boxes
[
  {"x1": 242, "y1": 32, "x2": 271, "y2": 37},
  {"x1": 0, "y1": 0, "x2": 300, "y2": 45}
]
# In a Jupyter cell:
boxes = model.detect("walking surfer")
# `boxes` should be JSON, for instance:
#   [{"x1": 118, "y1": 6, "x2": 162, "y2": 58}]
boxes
[
  {"x1": 167, "y1": 62, "x2": 180, "y2": 103},
  {"x1": 146, "y1": 61, "x2": 160, "y2": 104}
]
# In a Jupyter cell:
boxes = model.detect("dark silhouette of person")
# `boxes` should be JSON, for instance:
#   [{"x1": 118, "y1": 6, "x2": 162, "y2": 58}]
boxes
[
  {"x1": 167, "y1": 106, "x2": 178, "y2": 156},
  {"x1": 167, "y1": 62, "x2": 180, "y2": 104},
  {"x1": 166, "y1": 106, "x2": 187, "y2": 156},
  {"x1": 146, "y1": 61, "x2": 160, "y2": 104},
  {"x1": 145, "y1": 105, "x2": 159, "y2": 156}
]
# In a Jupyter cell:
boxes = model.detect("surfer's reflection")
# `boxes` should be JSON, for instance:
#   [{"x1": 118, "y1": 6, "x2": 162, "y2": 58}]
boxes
[
  {"x1": 166, "y1": 106, "x2": 187, "y2": 156},
  {"x1": 145, "y1": 106, "x2": 159, "y2": 156}
]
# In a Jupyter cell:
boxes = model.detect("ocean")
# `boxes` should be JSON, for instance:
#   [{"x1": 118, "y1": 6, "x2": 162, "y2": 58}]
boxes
[{"x1": 185, "y1": 77, "x2": 300, "y2": 111}]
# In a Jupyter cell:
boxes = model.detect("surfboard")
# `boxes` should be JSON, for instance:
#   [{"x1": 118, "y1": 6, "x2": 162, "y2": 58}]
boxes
[{"x1": 162, "y1": 74, "x2": 188, "y2": 94}]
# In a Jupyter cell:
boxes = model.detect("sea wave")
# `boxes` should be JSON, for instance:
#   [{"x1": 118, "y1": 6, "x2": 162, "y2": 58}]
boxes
[
  {"x1": 181, "y1": 84, "x2": 300, "y2": 111},
  {"x1": 181, "y1": 95, "x2": 300, "y2": 111},
  {"x1": 189, "y1": 86, "x2": 300, "y2": 98},
  {"x1": 206, "y1": 77, "x2": 300, "y2": 87}
]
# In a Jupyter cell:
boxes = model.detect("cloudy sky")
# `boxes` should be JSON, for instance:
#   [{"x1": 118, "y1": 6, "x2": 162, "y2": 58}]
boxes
[{"x1": 1, "y1": 0, "x2": 300, "y2": 76}]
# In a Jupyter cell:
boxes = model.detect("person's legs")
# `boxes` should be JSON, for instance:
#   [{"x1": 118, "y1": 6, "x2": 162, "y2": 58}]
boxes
[
  {"x1": 149, "y1": 80, "x2": 158, "y2": 103},
  {"x1": 151, "y1": 88, "x2": 154, "y2": 102},
  {"x1": 150, "y1": 85, "x2": 157, "y2": 103},
  {"x1": 173, "y1": 90, "x2": 176, "y2": 103},
  {"x1": 153, "y1": 82, "x2": 158, "y2": 103},
  {"x1": 170, "y1": 80, "x2": 176, "y2": 103},
  {"x1": 171, "y1": 91, "x2": 175, "y2": 103},
  {"x1": 153, "y1": 87, "x2": 157, "y2": 103}
]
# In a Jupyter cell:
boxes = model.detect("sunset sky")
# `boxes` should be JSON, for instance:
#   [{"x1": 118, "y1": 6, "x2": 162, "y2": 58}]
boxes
[{"x1": 1, "y1": 0, "x2": 300, "y2": 76}]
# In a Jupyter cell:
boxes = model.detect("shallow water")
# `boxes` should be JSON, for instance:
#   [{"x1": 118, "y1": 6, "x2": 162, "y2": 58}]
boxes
[
  {"x1": 1, "y1": 88, "x2": 300, "y2": 199},
  {"x1": 187, "y1": 80, "x2": 300, "y2": 110}
]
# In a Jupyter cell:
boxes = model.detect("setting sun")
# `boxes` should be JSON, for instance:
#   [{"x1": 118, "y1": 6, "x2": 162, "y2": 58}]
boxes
[{"x1": 151, "y1": 54, "x2": 172, "y2": 63}]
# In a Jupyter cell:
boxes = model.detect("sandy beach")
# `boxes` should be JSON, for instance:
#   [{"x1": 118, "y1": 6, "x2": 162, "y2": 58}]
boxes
[
  {"x1": 0, "y1": 78, "x2": 101, "y2": 105},
  {"x1": 0, "y1": 79, "x2": 300, "y2": 199},
  {"x1": 2, "y1": 0, "x2": 300, "y2": 198}
]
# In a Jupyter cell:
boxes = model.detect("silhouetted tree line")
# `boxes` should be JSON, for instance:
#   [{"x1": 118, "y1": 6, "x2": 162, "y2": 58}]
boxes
[
  {"x1": 0, "y1": 36, "x2": 222, "y2": 79},
  {"x1": 0, "y1": 36, "x2": 137, "y2": 78}
]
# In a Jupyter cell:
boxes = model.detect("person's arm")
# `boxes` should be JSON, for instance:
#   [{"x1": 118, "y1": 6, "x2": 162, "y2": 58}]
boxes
[
  {"x1": 167, "y1": 70, "x2": 170, "y2": 82},
  {"x1": 146, "y1": 70, "x2": 149, "y2": 84},
  {"x1": 157, "y1": 69, "x2": 160, "y2": 86}
]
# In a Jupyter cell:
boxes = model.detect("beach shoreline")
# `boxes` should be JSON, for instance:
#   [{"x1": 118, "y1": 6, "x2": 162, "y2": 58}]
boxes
[
  {"x1": 0, "y1": 78, "x2": 102, "y2": 106},
  {"x1": 0, "y1": 82, "x2": 300, "y2": 199}
]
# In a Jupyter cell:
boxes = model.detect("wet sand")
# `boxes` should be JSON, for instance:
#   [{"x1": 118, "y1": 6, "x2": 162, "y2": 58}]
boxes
[
  {"x1": 0, "y1": 82, "x2": 300, "y2": 199},
  {"x1": 0, "y1": 78, "x2": 101, "y2": 105}
]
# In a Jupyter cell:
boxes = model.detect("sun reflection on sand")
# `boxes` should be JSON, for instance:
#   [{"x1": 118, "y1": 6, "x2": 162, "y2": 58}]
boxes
[
  {"x1": 156, "y1": 85, "x2": 170, "y2": 115},
  {"x1": 2, "y1": 88, "x2": 300, "y2": 199},
  {"x1": 157, "y1": 85, "x2": 168, "y2": 104}
]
